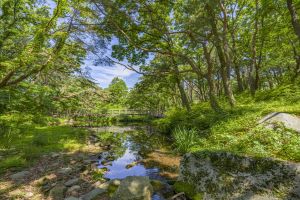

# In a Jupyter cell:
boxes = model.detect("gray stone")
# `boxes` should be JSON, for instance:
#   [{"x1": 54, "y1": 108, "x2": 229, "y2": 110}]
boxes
[
  {"x1": 67, "y1": 185, "x2": 80, "y2": 193},
  {"x1": 83, "y1": 159, "x2": 98, "y2": 164},
  {"x1": 10, "y1": 170, "x2": 30, "y2": 181},
  {"x1": 51, "y1": 152, "x2": 61, "y2": 158},
  {"x1": 58, "y1": 167, "x2": 72, "y2": 175},
  {"x1": 49, "y1": 184, "x2": 67, "y2": 200},
  {"x1": 83, "y1": 159, "x2": 92, "y2": 164},
  {"x1": 110, "y1": 179, "x2": 121, "y2": 186},
  {"x1": 81, "y1": 188, "x2": 106, "y2": 200},
  {"x1": 25, "y1": 192, "x2": 34, "y2": 198},
  {"x1": 64, "y1": 178, "x2": 80, "y2": 187},
  {"x1": 291, "y1": 175, "x2": 300, "y2": 198},
  {"x1": 125, "y1": 161, "x2": 138, "y2": 169},
  {"x1": 259, "y1": 112, "x2": 300, "y2": 133},
  {"x1": 179, "y1": 151, "x2": 300, "y2": 199},
  {"x1": 64, "y1": 197, "x2": 79, "y2": 200},
  {"x1": 112, "y1": 176, "x2": 153, "y2": 200},
  {"x1": 96, "y1": 179, "x2": 121, "y2": 190}
]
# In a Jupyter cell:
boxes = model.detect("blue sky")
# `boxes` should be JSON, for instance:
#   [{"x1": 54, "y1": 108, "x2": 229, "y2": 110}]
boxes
[
  {"x1": 84, "y1": 60, "x2": 141, "y2": 89},
  {"x1": 46, "y1": 0, "x2": 140, "y2": 88}
]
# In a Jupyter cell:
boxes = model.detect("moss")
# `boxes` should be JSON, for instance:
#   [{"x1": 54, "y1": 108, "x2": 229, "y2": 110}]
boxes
[
  {"x1": 192, "y1": 193, "x2": 204, "y2": 200},
  {"x1": 107, "y1": 184, "x2": 119, "y2": 197},
  {"x1": 151, "y1": 180, "x2": 164, "y2": 192},
  {"x1": 173, "y1": 181, "x2": 203, "y2": 200}
]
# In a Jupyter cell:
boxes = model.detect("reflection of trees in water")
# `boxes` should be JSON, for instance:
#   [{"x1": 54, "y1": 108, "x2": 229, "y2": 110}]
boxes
[
  {"x1": 97, "y1": 131, "x2": 126, "y2": 160},
  {"x1": 97, "y1": 127, "x2": 172, "y2": 161},
  {"x1": 125, "y1": 130, "x2": 171, "y2": 158}
]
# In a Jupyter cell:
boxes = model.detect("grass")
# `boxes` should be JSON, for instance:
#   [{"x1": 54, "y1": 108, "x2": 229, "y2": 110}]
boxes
[
  {"x1": 156, "y1": 85, "x2": 300, "y2": 162},
  {"x1": 0, "y1": 125, "x2": 88, "y2": 174},
  {"x1": 172, "y1": 127, "x2": 199, "y2": 154}
]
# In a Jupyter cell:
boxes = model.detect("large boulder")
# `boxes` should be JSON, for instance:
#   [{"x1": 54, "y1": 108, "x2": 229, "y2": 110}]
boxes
[
  {"x1": 259, "y1": 112, "x2": 300, "y2": 133},
  {"x1": 111, "y1": 176, "x2": 153, "y2": 200},
  {"x1": 179, "y1": 151, "x2": 300, "y2": 200}
]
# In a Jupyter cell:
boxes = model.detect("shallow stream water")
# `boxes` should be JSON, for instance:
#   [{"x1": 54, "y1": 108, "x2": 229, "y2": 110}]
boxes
[{"x1": 91, "y1": 125, "x2": 180, "y2": 199}]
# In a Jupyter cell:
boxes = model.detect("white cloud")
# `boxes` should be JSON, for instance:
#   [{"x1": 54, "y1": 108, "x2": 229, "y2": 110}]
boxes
[{"x1": 87, "y1": 64, "x2": 136, "y2": 87}]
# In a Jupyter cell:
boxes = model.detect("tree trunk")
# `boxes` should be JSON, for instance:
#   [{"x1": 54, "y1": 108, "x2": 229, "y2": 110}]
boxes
[
  {"x1": 206, "y1": 3, "x2": 236, "y2": 107},
  {"x1": 249, "y1": 0, "x2": 259, "y2": 96},
  {"x1": 174, "y1": 65, "x2": 191, "y2": 111},
  {"x1": 231, "y1": 32, "x2": 244, "y2": 92},
  {"x1": 287, "y1": 0, "x2": 300, "y2": 41},
  {"x1": 291, "y1": 40, "x2": 300, "y2": 81},
  {"x1": 202, "y1": 41, "x2": 221, "y2": 112}
]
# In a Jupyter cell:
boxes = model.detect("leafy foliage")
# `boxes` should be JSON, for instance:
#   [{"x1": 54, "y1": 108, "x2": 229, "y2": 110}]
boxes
[{"x1": 107, "y1": 77, "x2": 128, "y2": 105}]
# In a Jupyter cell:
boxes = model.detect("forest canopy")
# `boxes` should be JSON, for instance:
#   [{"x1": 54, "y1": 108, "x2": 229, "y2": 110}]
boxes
[{"x1": 0, "y1": 0, "x2": 299, "y2": 116}]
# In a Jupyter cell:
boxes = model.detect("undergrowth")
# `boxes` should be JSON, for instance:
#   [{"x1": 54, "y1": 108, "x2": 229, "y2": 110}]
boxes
[{"x1": 155, "y1": 85, "x2": 300, "y2": 161}]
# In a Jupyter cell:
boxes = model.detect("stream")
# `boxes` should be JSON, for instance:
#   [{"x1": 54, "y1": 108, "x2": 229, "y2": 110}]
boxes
[{"x1": 91, "y1": 125, "x2": 180, "y2": 199}]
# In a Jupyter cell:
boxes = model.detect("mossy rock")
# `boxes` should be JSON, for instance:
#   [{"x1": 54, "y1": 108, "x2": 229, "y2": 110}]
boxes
[
  {"x1": 179, "y1": 151, "x2": 300, "y2": 199},
  {"x1": 107, "y1": 184, "x2": 119, "y2": 197},
  {"x1": 151, "y1": 180, "x2": 164, "y2": 191},
  {"x1": 174, "y1": 181, "x2": 203, "y2": 200}
]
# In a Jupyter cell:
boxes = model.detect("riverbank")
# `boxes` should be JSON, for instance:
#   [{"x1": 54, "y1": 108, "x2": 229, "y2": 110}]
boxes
[{"x1": 156, "y1": 88, "x2": 300, "y2": 162}]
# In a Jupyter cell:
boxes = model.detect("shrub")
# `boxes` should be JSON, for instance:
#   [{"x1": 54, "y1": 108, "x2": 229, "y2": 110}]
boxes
[
  {"x1": 172, "y1": 127, "x2": 199, "y2": 154},
  {"x1": 255, "y1": 84, "x2": 300, "y2": 102},
  {"x1": 154, "y1": 108, "x2": 188, "y2": 134}
]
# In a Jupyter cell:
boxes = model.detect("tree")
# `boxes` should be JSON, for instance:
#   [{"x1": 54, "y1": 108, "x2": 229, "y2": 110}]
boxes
[
  {"x1": 107, "y1": 77, "x2": 128, "y2": 105},
  {"x1": 287, "y1": 0, "x2": 300, "y2": 41}
]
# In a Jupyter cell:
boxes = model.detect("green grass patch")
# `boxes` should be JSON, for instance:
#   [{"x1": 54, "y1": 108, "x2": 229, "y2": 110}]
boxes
[
  {"x1": 0, "y1": 125, "x2": 88, "y2": 174},
  {"x1": 172, "y1": 127, "x2": 199, "y2": 154}
]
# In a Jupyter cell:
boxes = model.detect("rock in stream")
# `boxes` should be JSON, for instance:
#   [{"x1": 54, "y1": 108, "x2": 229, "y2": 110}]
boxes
[{"x1": 179, "y1": 151, "x2": 300, "y2": 199}]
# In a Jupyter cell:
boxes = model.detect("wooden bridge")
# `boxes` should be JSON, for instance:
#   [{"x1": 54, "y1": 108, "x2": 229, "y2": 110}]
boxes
[
  {"x1": 71, "y1": 109, "x2": 162, "y2": 117},
  {"x1": 58, "y1": 109, "x2": 164, "y2": 127}
]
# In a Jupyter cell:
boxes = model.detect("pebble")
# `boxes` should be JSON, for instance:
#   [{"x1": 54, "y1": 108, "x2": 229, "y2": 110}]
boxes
[
  {"x1": 49, "y1": 184, "x2": 67, "y2": 200},
  {"x1": 25, "y1": 192, "x2": 34, "y2": 198},
  {"x1": 70, "y1": 160, "x2": 77, "y2": 164},
  {"x1": 67, "y1": 185, "x2": 81, "y2": 193},
  {"x1": 81, "y1": 188, "x2": 106, "y2": 200},
  {"x1": 51, "y1": 153, "x2": 60, "y2": 158},
  {"x1": 64, "y1": 197, "x2": 80, "y2": 200},
  {"x1": 65, "y1": 178, "x2": 80, "y2": 187},
  {"x1": 58, "y1": 167, "x2": 72, "y2": 175}
]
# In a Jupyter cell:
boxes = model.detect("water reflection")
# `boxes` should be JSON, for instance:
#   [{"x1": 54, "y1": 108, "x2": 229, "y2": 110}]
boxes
[
  {"x1": 99, "y1": 148, "x2": 160, "y2": 179},
  {"x1": 94, "y1": 126, "x2": 174, "y2": 200},
  {"x1": 98, "y1": 138, "x2": 166, "y2": 181}
]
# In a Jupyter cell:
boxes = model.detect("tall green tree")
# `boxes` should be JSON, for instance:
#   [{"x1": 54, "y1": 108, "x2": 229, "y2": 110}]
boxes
[{"x1": 107, "y1": 77, "x2": 128, "y2": 105}]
